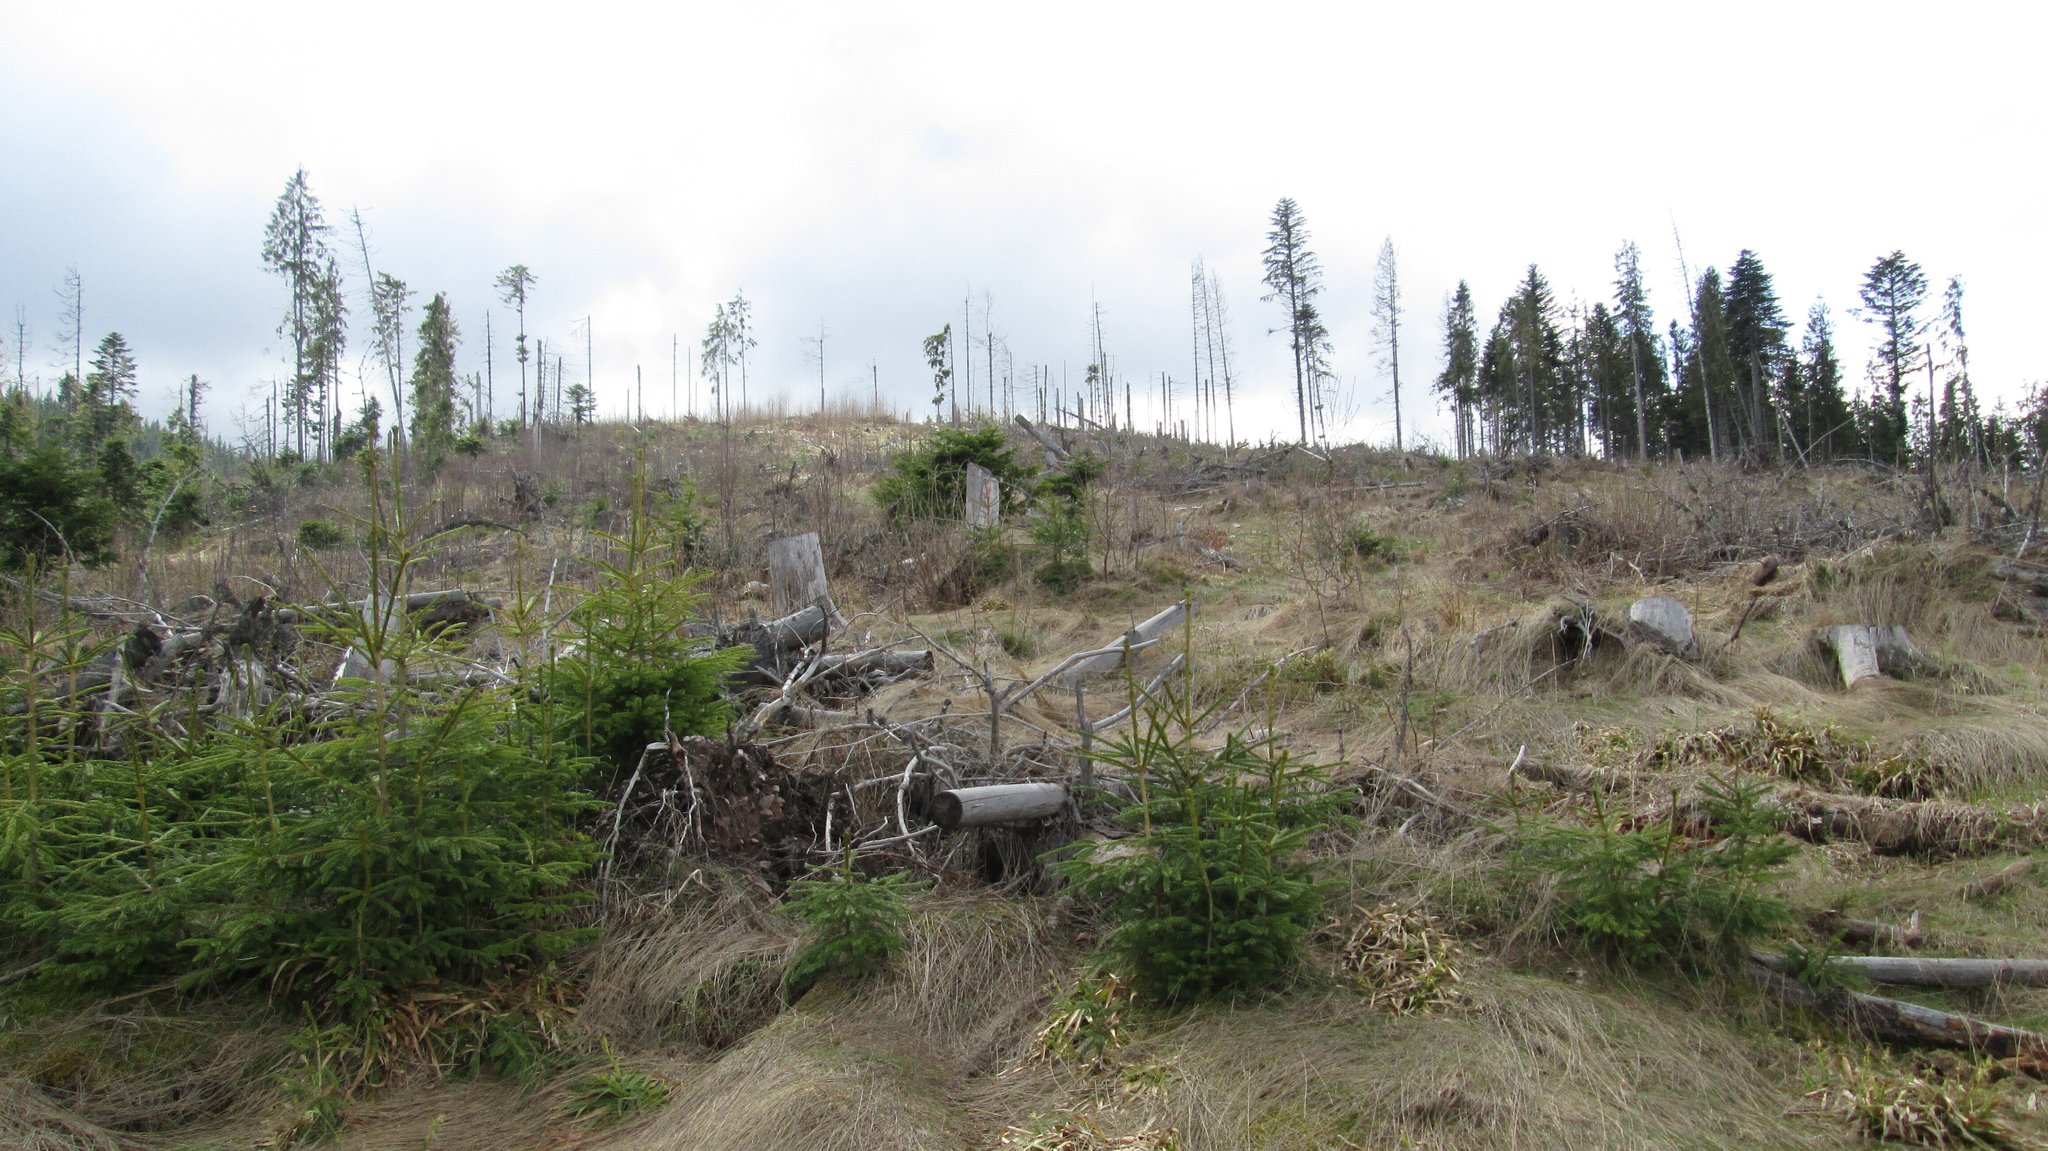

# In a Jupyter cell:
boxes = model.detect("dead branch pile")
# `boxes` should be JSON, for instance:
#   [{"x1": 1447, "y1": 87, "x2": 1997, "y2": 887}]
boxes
[{"x1": 1510, "y1": 466, "x2": 1920, "y2": 578}]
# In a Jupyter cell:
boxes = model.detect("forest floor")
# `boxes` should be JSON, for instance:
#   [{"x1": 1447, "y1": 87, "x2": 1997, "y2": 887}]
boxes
[{"x1": 11, "y1": 410, "x2": 2048, "y2": 1150}]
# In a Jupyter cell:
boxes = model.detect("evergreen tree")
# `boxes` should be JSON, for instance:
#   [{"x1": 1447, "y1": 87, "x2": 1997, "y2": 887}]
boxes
[
  {"x1": 1936, "y1": 276, "x2": 1977, "y2": 464},
  {"x1": 1612, "y1": 242, "x2": 1665, "y2": 460},
  {"x1": 1856, "y1": 250, "x2": 1928, "y2": 465},
  {"x1": 368, "y1": 272, "x2": 413, "y2": 447},
  {"x1": 409, "y1": 293, "x2": 460, "y2": 460},
  {"x1": 1261, "y1": 198, "x2": 1328, "y2": 444},
  {"x1": 261, "y1": 169, "x2": 334, "y2": 459},
  {"x1": 1581, "y1": 304, "x2": 1632, "y2": 459},
  {"x1": 1671, "y1": 269, "x2": 1735, "y2": 459},
  {"x1": 495, "y1": 264, "x2": 536, "y2": 426},
  {"x1": 1723, "y1": 250, "x2": 1789, "y2": 456},
  {"x1": 1480, "y1": 265, "x2": 1566, "y2": 454},
  {"x1": 79, "y1": 331, "x2": 138, "y2": 453},
  {"x1": 1434, "y1": 282, "x2": 1479, "y2": 457},
  {"x1": 1792, "y1": 301, "x2": 1858, "y2": 461}
]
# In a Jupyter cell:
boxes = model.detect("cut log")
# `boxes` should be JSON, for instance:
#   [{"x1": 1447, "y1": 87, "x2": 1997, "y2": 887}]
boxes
[
  {"x1": 931, "y1": 782, "x2": 1068, "y2": 830},
  {"x1": 1749, "y1": 963, "x2": 2048, "y2": 1056},
  {"x1": 1775, "y1": 955, "x2": 2048, "y2": 989},
  {"x1": 964, "y1": 463, "x2": 1001, "y2": 529},
  {"x1": 1626, "y1": 596, "x2": 1698, "y2": 658},
  {"x1": 1813, "y1": 624, "x2": 1934, "y2": 688},
  {"x1": 767, "y1": 532, "x2": 833, "y2": 618}
]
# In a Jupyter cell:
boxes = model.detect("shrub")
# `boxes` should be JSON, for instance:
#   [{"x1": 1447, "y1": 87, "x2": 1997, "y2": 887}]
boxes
[
  {"x1": 0, "y1": 440, "x2": 116, "y2": 569},
  {"x1": 1033, "y1": 454, "x2": 1102, "y2": 591},
  {"x1": 296, "y1": 518, "x2": 345, "y2": 549},
  {"x1": 1511, "y1": 771, "x2": 1795, "y2": 968},
  {"x1": 2, "y1": 451, "x2": 600, "y2": 1018},
  {"x1": 566, "y1": 1040, "x2": 670, "y2": 1128},
  {"x1": 872, "y1": 423, "x2": 1033, "y2": 523},
  {"x1": 779, "y1": 847, "x2": 920, "y2": 999},
  {"x1": 1058, "y1": 667, "x2": 1344, "y2": 1004}
]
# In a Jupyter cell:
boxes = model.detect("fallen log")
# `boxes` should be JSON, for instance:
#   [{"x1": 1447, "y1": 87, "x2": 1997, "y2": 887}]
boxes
[
  {"x1": 276, "y1": 587, "x2": 491, "y2": 625},
  {"x1": 1810, "y1": 908, "x2": 1924, "y2": 950},
  {"x1": 930, "y1": 783, "x2": 1068, "y2": 830},
  {"x1": 1509, "y1": 757, "x2": 1627, "y2": 795},
  {"x1": 812, "y1": 650, "x2": 933, "y2": 680},
  {"x1": 1749, "y1": 963, "x2": 2048, "y2": 1056},
  {"x1": 1056, "y1": 599, "x2": 1193, "y2": 685},
  {"x1": 1013, "y1": 414, "x2": 1070, "y2": 466},
  {"x1": 1960, "y1": 858, "x2": 2038, "y2": 901},
  {"x1": 1775, "y1": 790, "x2": 2040, "y2": 858},
  {"x1": 1757, "y1": 954, "x2": 2048, "y2": 989}
]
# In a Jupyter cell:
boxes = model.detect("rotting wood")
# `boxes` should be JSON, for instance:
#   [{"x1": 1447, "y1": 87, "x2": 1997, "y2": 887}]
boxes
[
  {"x1": 1748, "y1": 963, "x2": 2048, "y2": 1056},
  {"x1": 1771, "y1": 789, "x2": 2040, "y2": 858},
  {"x1": 1757, "y1": 954, "x2": 2048, "y2": 989},
  {"x1": 1509, "y1": 756, "x2": 1626, "y2": 795},
  {"x1": 931, "y1": 783, "x2": 1068, "y2": 830}
]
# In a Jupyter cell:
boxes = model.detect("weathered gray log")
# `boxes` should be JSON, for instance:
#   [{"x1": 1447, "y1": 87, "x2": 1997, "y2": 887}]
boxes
[
  {"x1": 1059, "y1": 600, "x2": 1193, "y2": 685},
  {"x1": 1013, "y1": 414, "x2": 1070, "y2": 466},
  {"x1": 931, "y1": 782, "x2": 1069, "y2": 830},
  {"x1": 812, "y1": 650, "x2": 933, "y2": 680},
  {"x1": 1626, "y1": 596, "x2": 1698, "y2": 658},
  {"x1": 964, "y1": 463, "x2": 1001, "y2": 528},
  {"x1": 713, "y1": 604, "x2": 833, "y2": 685},
  {"x1": 277, "y1": 588, "x2": 488, "y2": 625},
  {"x1": 1814, "y1": 624, "x2": 1933, "y2": 688},
  {"x1": 1748, "y1": 963, "x2": 2048, "y2": 1056},
  {"x1": 1771, "y1": 955, "x2": 2048, "y2": 989},
  {"x1": 768, "y1": 532, "x2": 833, "y2": 618}
]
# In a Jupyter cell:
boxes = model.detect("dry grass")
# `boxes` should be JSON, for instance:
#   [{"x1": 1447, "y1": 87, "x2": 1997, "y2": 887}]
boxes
[{"x1": 26, "y1": 415, "x2": 2048, "y2": 1151}]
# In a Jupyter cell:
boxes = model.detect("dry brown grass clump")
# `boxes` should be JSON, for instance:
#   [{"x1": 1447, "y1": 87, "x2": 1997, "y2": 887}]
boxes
[{"x1": 1327, "y1": 903, "x2": 1467, "y2": 1014}]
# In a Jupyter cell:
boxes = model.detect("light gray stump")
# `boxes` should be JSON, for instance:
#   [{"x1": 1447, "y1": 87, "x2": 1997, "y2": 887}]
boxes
[
  {"x1": 768, "y1": 532, "x2": 832, "y2": 617},
  {"x1": 964, "y1": 463, "x2": 1001, "y2": 528},
  {"x1": 1816, "y1": 624, "x2": 1931, "y2": 687},
  {"x1": 1627, "y1": 596, "x2": 1697, "y2": 658}
]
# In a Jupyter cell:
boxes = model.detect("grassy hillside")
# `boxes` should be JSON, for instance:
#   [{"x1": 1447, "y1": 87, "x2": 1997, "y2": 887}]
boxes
[{"x1": 7, "y1": 411, "x2": 2048, "y2": 1150}]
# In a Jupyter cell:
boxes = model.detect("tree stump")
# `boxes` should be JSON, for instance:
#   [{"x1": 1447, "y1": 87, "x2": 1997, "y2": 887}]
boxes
[
  {"x1": 768, "y1": 532, "x2": 832, "y2": 618},
  {"x1": 1627, "y1": 596, "x2": 1698, "y2": 658}
]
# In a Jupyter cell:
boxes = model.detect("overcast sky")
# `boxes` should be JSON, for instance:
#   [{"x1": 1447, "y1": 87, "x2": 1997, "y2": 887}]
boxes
[{"x1": 2, "y1": 2, "x2": 2040, "y2": 447}]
